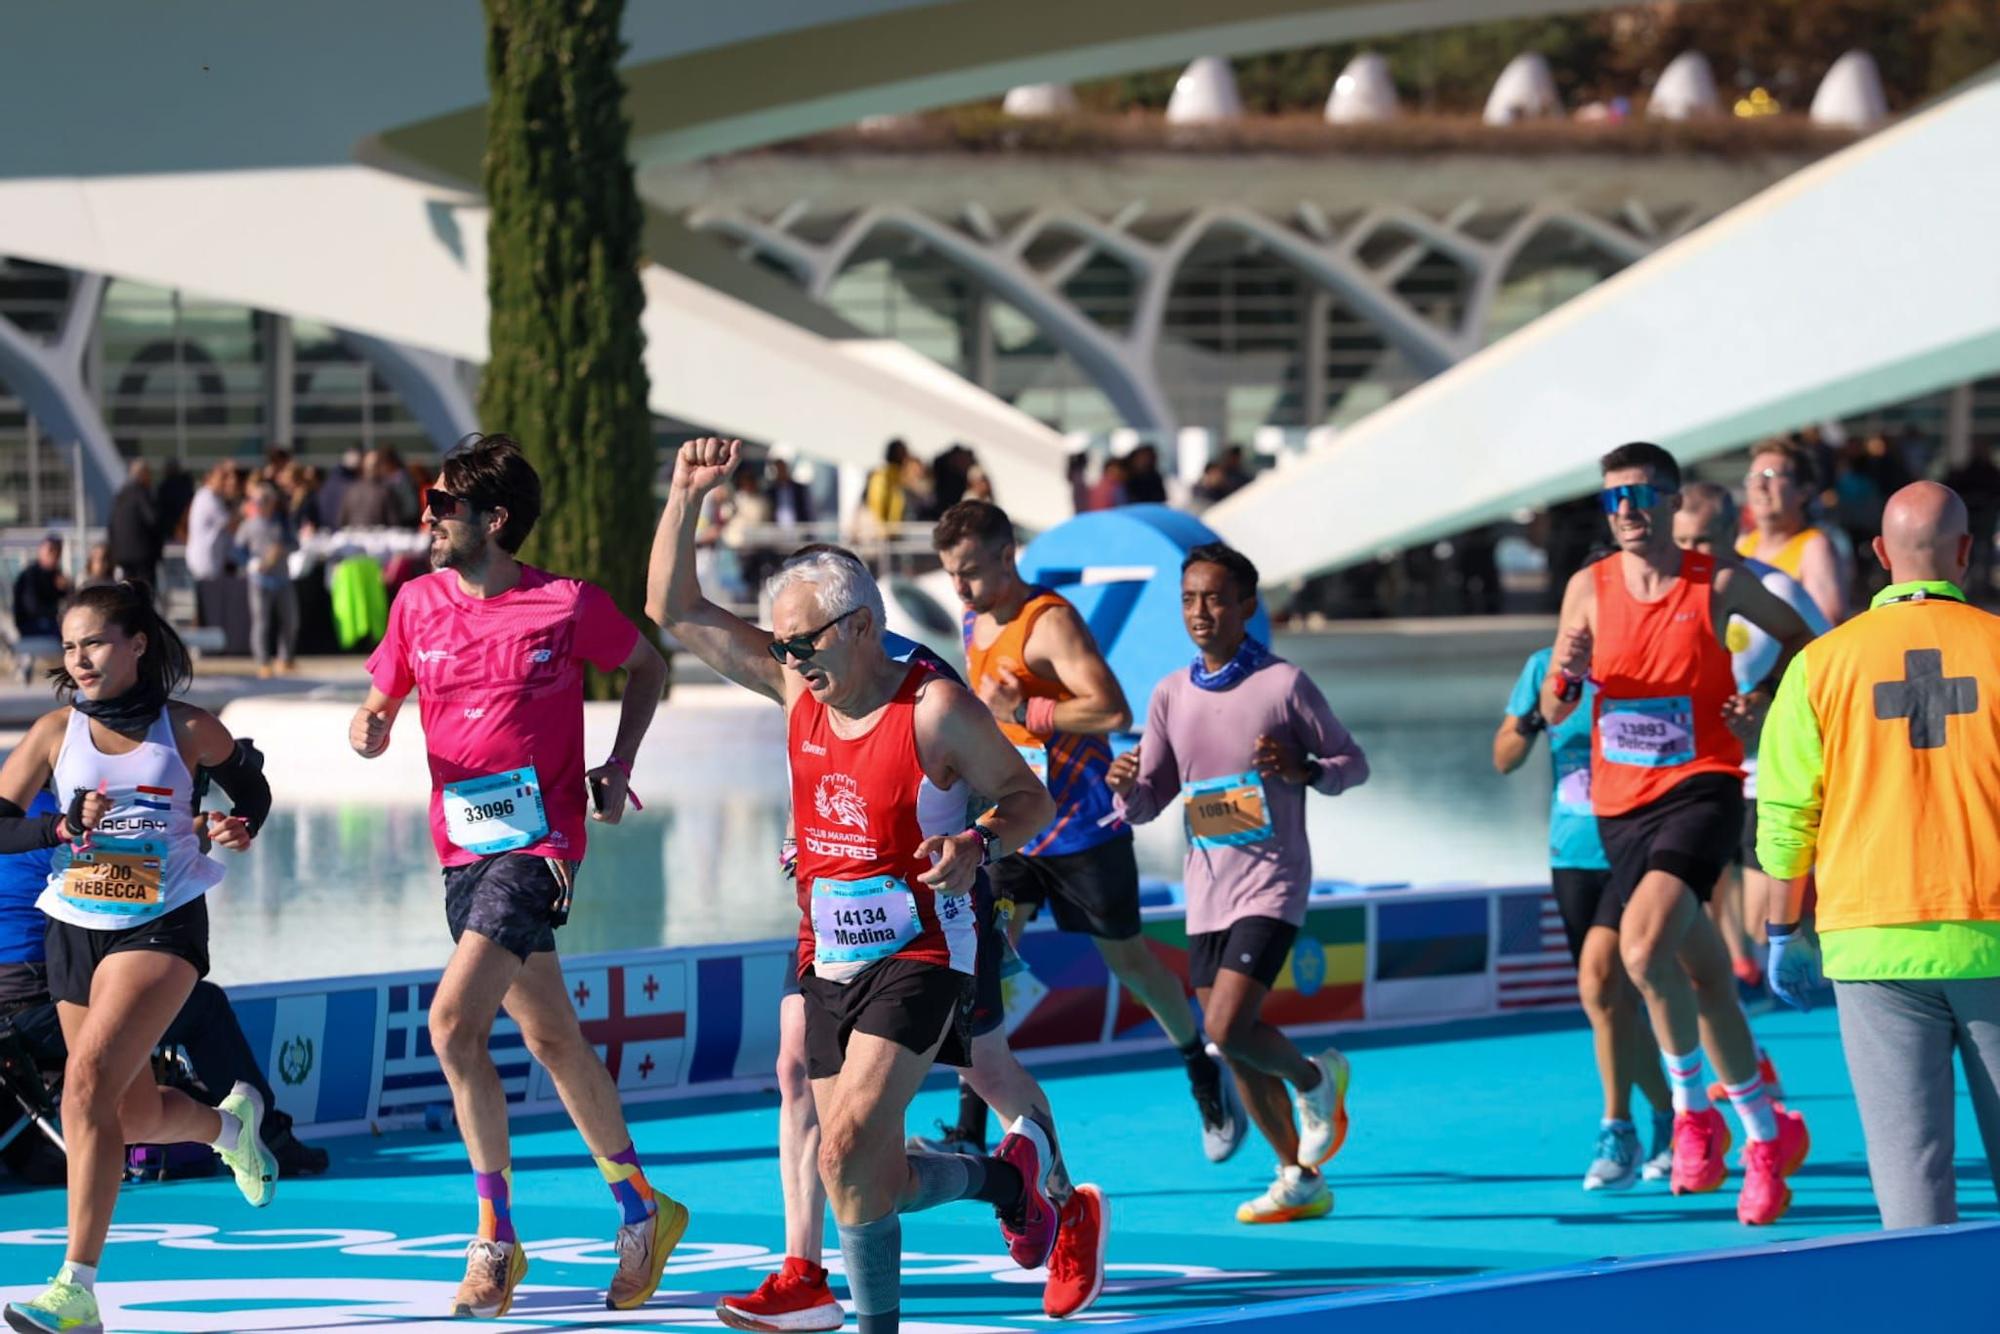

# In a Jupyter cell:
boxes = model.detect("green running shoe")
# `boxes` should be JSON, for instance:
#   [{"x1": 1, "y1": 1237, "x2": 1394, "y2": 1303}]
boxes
[
  {"x1": 4, "y1": 1275, "x2": 102, "y2": 1334},
  {"x1": 217, "y1": 1081, "x2": 278, "y2": 1208}
]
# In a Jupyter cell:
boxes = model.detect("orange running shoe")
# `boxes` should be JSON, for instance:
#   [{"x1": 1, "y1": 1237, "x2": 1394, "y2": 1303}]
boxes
[{"x1": 1670, "y1": 1107, "x2": 1733, "y2": 1195}]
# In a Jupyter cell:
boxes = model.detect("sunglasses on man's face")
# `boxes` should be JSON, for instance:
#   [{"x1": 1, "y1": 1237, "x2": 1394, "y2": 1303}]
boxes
[
  {"x1": 768, "y1": 607, "x2": 861, "y2": 664},
  {"x1": 1746, "y1": 466, "x2": 1799, "y2": 487},
  {"x1": 1598, "y1": 483, "x2": 1670, "y2": 515},
  {"x1": 423, "y1": 488, "x2": 473, "y2": 521}
]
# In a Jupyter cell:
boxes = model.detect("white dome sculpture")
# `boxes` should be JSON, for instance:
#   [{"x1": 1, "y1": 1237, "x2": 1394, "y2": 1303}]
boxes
[
  {"x1": 1166, "y1": 56, "x2": 1243, "y2": 125},
  {"x1": 1482, "y1": 51, "x2": 1562, "y2": 125},
  {"x1": 1811, "y1": 50, "x2": 1889, "y2": 130},
  {"x1": 1325, "y1": 52, "x2": 1399, "y2": 124},
  {"x1": 1002, "y1": 83, "x2": 1079, "y2": 118},
  {"x1": 1648, "y1": 51, "x2": 1720, "y2": 120}
]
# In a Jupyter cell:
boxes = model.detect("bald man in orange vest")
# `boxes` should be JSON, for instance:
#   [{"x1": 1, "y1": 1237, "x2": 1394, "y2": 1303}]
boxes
[{"x1": 1759, "y1": 481, "x2": 2000, "y2": 1228}]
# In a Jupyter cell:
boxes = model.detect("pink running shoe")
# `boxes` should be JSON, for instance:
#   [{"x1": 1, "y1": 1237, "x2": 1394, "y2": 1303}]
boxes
[
  {"x1": 1737, "y1": 1108, "x2": 1811, "y2": 1225},
  {"x1": 1670, "y1": 1107, "x2": 1733, "y2": 1195},
  {"x1": 993, "y1": 1116, "x2": 1058, "y2": 1269}
]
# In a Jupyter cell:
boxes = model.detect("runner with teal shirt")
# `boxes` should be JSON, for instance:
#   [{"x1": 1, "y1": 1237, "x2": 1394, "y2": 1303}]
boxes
[{"x1": 1497, "y1": 643, "x2": 1673, "y2": 1190}]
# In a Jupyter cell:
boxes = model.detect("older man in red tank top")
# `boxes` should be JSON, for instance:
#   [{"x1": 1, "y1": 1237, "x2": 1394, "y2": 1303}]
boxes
[
  {"x1": 1541, "y1": 442, "x2": 1817, "y2": 1226},
  {"x1": 649, "y1": 438, "x2": 1062, "y2": 1334}
]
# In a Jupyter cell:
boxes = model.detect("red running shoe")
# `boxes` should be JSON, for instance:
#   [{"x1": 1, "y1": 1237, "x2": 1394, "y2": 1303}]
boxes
[
  {"x1": 715, "y1": 1256, "x2": 844, "y2": 1332},
  {"x1": 994, "y1": 1116, "x2": 1058, "y2": 1269},
  {"x1": 1670, "y1": 1107, "x2": 1732, "y2": 1195},
  {"x1": 1737, "y1": 1108, "x2": 1811, "y2": 1226},
  {"x1": 1044, "y1": 1185, "x2": 1108, "y2": 1319}
]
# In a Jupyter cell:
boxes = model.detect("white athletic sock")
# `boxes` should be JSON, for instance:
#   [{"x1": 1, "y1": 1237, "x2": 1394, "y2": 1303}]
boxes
[
  {"x1": 1723, "y1": 1074, "x2": 1779, "y2": 1142},
  {"x1": 1663, "y1": 1049, "x2": 1711, "y2": 1114},
  {"x1": 210, "y1": 1108, "x2": 244, "y2": 1154},
  {"x1": 57, "y1": 1260, "x2": 96, "y2": 1292}
]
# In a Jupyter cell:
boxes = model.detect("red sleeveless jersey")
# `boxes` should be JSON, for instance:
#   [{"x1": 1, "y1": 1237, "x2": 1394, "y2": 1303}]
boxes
[
  {"x1": 1590, "y1": 550, "x2": 1744, "y2": 817},
  {"x1": 789, "y1": 664, "x2": 975, "y2": 979}
]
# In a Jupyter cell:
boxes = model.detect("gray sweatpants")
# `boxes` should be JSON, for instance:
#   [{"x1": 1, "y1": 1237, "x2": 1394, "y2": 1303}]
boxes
[
  {"x1": 248, "y1": 577, "x2": 298, "y2": 667},
  {"x1": 1835, "y1": 976, "x2": 2000, "y2": 1228}
]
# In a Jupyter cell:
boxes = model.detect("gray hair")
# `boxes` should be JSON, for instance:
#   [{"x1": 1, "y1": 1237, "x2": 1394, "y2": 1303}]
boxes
[{"x1": 766, "y1": 547, "x2": 885, "y2": 633}]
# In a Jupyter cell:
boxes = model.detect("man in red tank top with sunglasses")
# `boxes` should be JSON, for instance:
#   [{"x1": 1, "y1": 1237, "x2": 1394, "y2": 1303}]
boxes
[
  {"x1": 649, "y1": 437, "x2": 1066, "y2": 1334},
  {"x1": 1541, "y1": 442, "x2": 1817, "y2": 1226}
]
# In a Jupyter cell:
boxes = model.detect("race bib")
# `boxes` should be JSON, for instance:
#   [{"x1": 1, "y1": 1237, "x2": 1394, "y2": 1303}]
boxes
[
  {"x1": 1555, "y1": 760, "x2": 1592, "y2": 811},
  {"x1": 1184, "y1": 770, "x2": 1274, "y2": 849},
  {"x1": 1598, "y1": 696, "x2": 1696, "y2": 768},
  {"x1": 443, "y1": 767, "x2": 549, "y2": 855},
  {"x1": 1016, "y1": 744, "x2": 1049, "y2": 785},
  {"x1": 61, "y1": 836, "x2": 166, "y2": 915},
  {"x1": 811, "y1": 874, "x2": 922, "y2": 983}
]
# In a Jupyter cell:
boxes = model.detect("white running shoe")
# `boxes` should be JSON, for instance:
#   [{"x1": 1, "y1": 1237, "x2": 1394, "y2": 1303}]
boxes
[
  {"x1": 1293, "y1": 1048, "x2": 1351, "y2": 1168},
  {"x1": 1642, "y1": 1109, "x2": 1675, "y2": 1181},
  {"x1": 1583, "y1": 1121, "x2": 1641, "y2": 1191},
  {"x1": 1194, "y1": 1053, "x2": 1247, "y2": 1163},
  {"x1": 1236, "y1": 1163, "x2": 1333, "y2": 1224}
]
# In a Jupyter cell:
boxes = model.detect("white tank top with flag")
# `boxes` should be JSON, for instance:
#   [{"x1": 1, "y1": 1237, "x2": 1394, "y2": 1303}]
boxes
[{"x1": 38, "y1": 707, "x2": 223, "y2": 929}]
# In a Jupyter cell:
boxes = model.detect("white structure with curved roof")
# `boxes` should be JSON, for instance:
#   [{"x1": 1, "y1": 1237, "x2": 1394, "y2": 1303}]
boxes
[
  {"x1": 1648, "y1": 51, "x2": 1721, "y2": 120},
  {"x1": 1812, "y1": 50, "x2": 1890, "y2": 130},
  {"x1": 1326, "y1": 53, "x2": 1402, "y2": 124},
  {"x1": 1205, "y1": 68, "x2": 2000, "y2": 584},
  {"x1": 1483, "y1": 52, "x2": 1563, "y2": 125}
]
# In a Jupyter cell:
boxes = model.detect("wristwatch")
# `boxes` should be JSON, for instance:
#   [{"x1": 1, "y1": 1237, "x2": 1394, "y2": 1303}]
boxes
[{"x1": 969, "y1": 822, "x2": 1000, "y2": 866}]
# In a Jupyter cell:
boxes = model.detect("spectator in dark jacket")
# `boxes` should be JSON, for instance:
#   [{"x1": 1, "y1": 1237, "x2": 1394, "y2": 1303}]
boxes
[
  {"x1": 10, "y1": 536, "x2": 68, "y2": 638},
  {"x1": 107, "y1": 458, "x2": 162, "y2": 590}
]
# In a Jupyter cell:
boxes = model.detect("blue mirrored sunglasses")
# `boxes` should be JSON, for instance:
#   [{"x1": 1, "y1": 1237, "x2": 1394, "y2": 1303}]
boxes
[{"x1": 1598, "y1": 483, "x2": 1667, "y2": 514}]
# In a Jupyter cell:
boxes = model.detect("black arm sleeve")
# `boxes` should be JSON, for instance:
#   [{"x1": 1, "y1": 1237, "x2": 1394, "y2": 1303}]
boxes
[
  {"x1": 200, "y1": 739, "x2": 272, "y2": 837},
  {"x1": 0, "y1": 797, "x2": 64, "y2": 853}
]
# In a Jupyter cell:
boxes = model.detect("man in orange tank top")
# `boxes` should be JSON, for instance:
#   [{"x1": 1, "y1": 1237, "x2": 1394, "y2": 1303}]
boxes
[
  {"x1": 933, "y1": 501, "x2": 1237, "y2": 1163},
  {"x1": 1541, "y1": 442, "x2": 1817, "y2": 1226},
  {"x1": 651, "y1": 439, "x2": 1067, "y2": 1334},
  {"x1": 1738, "y1": 439, "x2": 1846, "y2": 626}
]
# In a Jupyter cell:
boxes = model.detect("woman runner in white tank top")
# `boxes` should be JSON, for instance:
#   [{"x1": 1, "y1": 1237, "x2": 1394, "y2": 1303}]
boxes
[{"x1": 0, "y1": 582, "x2": 276, "y2": 1334}]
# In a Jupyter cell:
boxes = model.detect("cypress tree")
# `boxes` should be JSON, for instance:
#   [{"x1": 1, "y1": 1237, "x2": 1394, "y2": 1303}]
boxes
[{"x1": 481, "y1": 0, "x2": 656, "y2": 697}]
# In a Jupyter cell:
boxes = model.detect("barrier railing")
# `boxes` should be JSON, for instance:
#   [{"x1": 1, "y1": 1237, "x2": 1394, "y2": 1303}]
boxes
[{"x1": 222, "y1": 881, "x2": 1575, "y2": 1137}]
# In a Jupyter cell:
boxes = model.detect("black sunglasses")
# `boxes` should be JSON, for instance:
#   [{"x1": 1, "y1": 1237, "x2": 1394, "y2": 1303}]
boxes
[
  {"x1": 424, "y1": 487, "x2": 474, "y2": 520},
  {"x1": 768, "y1": 607, "x2": 861, "y2": 663}
]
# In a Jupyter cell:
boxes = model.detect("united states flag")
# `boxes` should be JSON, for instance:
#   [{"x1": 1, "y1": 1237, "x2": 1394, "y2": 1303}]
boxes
[{"x1": 1496, "y1": 890, "x2": 1577, "y2": 1010}]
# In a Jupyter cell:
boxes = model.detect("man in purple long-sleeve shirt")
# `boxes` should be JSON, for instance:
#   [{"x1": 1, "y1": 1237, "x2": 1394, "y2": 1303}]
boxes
[{"x1": 1107, "y1": 542, "x2": 1367, "y2": 1225}]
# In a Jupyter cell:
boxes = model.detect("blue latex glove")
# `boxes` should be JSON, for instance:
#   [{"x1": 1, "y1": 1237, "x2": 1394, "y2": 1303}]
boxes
[{"x1": 1766, "y1": 922, "x2": 1822, "y2": 1011}]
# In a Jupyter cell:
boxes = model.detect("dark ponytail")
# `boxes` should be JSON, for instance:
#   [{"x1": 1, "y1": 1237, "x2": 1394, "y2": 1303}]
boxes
[{"x1": 49, "y1": 581, "x2": 193, "y2": 701}]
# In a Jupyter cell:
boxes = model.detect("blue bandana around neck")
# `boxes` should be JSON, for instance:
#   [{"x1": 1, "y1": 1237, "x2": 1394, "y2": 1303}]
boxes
[{"x1": 1190, "y1": 636, "x2": 1272, "y2": 692}]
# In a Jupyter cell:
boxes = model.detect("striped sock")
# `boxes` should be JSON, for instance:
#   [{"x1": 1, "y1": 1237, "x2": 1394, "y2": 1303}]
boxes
[
  {"x1": 1723, "y1": 1074, "x2": 1779, "y2": 1142},
  {"x1": 596, "y1": 1143, "x2": 659, "y2": 1226},
  {"x1": 475, "y1": 1167, "x2": 517, "y2": 1245},
  {"x1": 1663, "y1": 1049, "x2": 1711, "y2": 1114}
]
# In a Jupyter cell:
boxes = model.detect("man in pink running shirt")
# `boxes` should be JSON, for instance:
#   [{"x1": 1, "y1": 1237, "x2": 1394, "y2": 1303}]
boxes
[{"x1": 349, "y1": 435, "x2": 686, "y2": 1318}]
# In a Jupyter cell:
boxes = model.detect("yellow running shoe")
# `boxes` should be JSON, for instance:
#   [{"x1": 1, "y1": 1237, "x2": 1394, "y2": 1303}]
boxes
[
  {"x1": 4, "y1": 1274, "x2": 101, "y2": 1334},
  {"x1": 1236, "y1": 1164, "x2": 1333, "y2": 1224},
  {"x1": 452, "y1": 1239, "x2": 528, "y2": 1318},
  {"x1": 606, "y1": 1195, "x2": 690, "y2": 1310},
  {"x1": 216, "y1": 1082, "x2": 278, "y2": 1208}
]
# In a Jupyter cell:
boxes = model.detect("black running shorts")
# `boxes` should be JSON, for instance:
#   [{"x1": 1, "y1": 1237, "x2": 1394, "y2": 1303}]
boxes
[
  {"x1": 1549, "y1": 867, "x2": 1619, "y2": 963},
  {"x1": 443, "y1": 853, "x2": 563, "y2": 961},
  {"x1": 1597, "y1": 773, "x2": 1743, "y2": 914},
  {"x1": 800, "y1": 957, "x2": 973, "y2": 1081},
  {"x1": 1188, "y1": 915, "x2": 1300, "y2": 991},
  {"x1": 45, "y1": 896, "x2": 211, "y2": 1007},
  {"x1": 989, "y1": 832, "x2": 1141, "y2": 941}
]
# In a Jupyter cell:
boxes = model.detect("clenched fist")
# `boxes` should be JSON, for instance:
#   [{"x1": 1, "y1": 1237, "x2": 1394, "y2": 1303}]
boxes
[
  {"x1": 1105, "y1": 747, "x2": 1141, "y2": 797},
  {"x1": 672, "y1": 437, "x2": 743, "y2": 498},
  {"x1": 350, "y1": 707, "x2": 391, "y2": 758}
]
